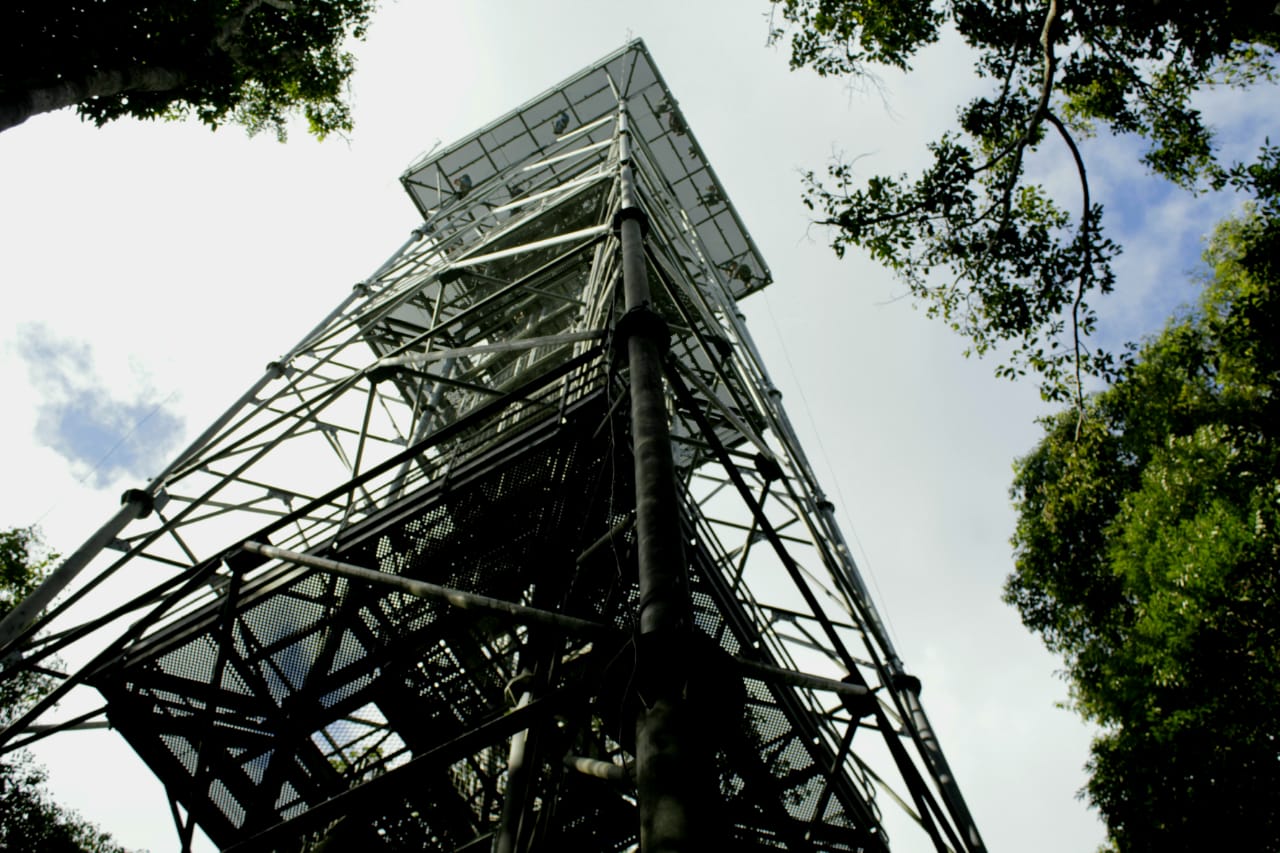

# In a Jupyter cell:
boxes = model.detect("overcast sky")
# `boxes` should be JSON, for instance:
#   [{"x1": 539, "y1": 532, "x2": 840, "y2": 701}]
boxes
[{"x1": 0, "y1": 3, "x2": 1269, "y2": 851}]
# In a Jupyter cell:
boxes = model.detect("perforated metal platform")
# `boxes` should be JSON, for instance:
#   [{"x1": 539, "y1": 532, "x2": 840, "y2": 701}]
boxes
[{"x1": 94, "y1": 394, "x2": 882, "y2": 851}]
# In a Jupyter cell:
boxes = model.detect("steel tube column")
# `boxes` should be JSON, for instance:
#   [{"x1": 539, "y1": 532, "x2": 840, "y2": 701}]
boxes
[
  {"x1": 617, "y1": 112, "x2": 706, "y2": 853},
  {"x1": 0, "y1": 490, "x2": 151, "y2": 652},
  {"x1": 495, "y1": 690, "x2": 533, "y2": 853},
  {"x1": 903, "y1": 690, "x2": 986, "y2": 851}
]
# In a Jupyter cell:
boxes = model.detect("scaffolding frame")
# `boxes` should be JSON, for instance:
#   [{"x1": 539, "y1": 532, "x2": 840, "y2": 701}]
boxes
[{"x1": 0, "y1": 41, "x2": 983, "y2": 853}]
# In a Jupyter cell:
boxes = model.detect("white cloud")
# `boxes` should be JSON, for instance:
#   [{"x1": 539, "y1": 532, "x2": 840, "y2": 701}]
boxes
[{"x1": 15, "y1": 323, "x2": 184, "y2": 488}]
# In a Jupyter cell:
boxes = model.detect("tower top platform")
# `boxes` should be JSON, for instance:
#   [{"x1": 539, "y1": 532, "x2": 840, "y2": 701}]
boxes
[{"x1": 399, "y1": 39, "x2": 771, "y2": 299}]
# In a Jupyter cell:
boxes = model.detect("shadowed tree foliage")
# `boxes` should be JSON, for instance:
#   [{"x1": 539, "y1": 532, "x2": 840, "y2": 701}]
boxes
[
  {"x1": 0, "y1": 0, "x2": 375, "y2": 138},
  {"x1": 1006, "y1": 210, "x2": 1280, "y2": 850},
  {"x1": 0, "y1": 527, "x2": 58, "y2": 727},
  {"x1": 1, "y1": 527, "x2": 130, "y2": 853},
  {"x1": 769, "y1": 0, "x2": 1280, "y2": 402}
]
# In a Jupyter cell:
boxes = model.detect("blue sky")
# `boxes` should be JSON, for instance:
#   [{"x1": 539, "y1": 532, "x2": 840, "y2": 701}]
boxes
[
  {"x1": 16, "y1": 324, "x2": 184, "y2": 488},
  {"x1": 0, "y1": 3, "x2": 1272, "y2": 851},
  {"x1": 1029, "y1": 70, "x2": 1279, "y2": 356}
]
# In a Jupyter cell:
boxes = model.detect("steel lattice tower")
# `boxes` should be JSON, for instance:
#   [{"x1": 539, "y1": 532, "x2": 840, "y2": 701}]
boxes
[{"x1": 0, "y1": 42, "x2": 985, "y2": 853}]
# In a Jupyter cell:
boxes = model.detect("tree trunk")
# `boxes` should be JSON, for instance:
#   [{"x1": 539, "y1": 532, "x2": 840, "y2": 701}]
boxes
[{"x1": 0, "y1": 66, "x2": 186, "y2": 133}]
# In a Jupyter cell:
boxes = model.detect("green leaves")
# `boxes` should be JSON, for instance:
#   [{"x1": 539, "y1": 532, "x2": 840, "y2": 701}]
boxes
[
  {"x1": 0, "y1": 527, "x2": 56, "y2": 628},
  {"x1": 0, "y1": 0, "x2": 374, "y2": 139},
  {"x1": 806, "y1": 121, "x2": 1120, "y2": 400},
  {"x1": 1006, "y1": 211, "x2": 1280, "y2": 849},
  {"x1": 1, "y1": 527, "x2": 58, "y2": 728},
  {"x1": 0, "y1": 529, "x2": 129, "y2": 852},
  {"x1": 769, "y1": 0, "x2": 944, "y2": 74},
  {"x1": 773, "y1": 4, "x2": 1279, "y2": 837},
  {"x1": 770, "y1": 0, "x2": 1279, "y2": 401},
  {"x1": 0, "y1": 753, "x2": 132, "y2": 853}
]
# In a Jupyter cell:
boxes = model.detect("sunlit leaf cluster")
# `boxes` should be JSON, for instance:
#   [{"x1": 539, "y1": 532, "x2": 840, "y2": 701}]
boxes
[
  {"x1": 771, "y1": 0, "x2": 1279, "y2": 400},
  {"x1": 1006, "y1": 210, "x2": 1280, "y2": 849}
]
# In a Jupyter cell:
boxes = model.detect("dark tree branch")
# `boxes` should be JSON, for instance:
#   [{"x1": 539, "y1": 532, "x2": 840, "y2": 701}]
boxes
[
  {"x1": 1045, "y1": 111, "x2": 1092, "y2": 430},
  {"x1": 997, "y1": 0, "x2": 1061, "y2": 216},
  {"x1": 0, "y1": 0, "x2": 369, "y2": 139},
  {"x1": 970, "y1": 0, "x2": 1063, "y2": 242},
  {"x1": 0, "y1": 67, "x2": 187, "y2": 132},
  {"x1": 818, "y1": 207, "x2": 921, "y2": 230}
]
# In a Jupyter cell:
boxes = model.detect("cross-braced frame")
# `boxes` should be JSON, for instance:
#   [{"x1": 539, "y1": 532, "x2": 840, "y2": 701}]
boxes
[{"x1": 0, "y1": 41, "x2": 984, "y2": 853}]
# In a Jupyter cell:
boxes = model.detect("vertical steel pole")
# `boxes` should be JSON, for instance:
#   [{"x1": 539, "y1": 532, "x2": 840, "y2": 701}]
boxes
[
  {"x1": 616, "y1": 111, "x2": 705, "y2": 853},
  {"x1": 494, "y1": 690, "x2": 533, "y2": 853}
]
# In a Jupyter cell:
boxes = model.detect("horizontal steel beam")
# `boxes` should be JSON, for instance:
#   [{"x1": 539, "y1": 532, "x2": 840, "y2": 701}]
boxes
[
  {"x1": 734, "y1": 657, "x2": 869, "y2": 704},
  {"x1": 241, "y1": 542, "x2": 609, "y2": 638},
  {"x1": 375, "y1": 329, "x2": 604, "y2": 370}
]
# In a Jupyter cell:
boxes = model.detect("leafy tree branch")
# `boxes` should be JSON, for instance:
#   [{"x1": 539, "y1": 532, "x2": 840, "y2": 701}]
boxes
[
  {"x1": 0, "y1": 0, "x2": 375, "y2": 139},
  {"x1": 1045, "y1": 110, "x2": 1093, "y2": 421},
  {"x1": 0, "y1": 527, "x2": 130, "y2": 852},
  {"x1": 771, "y1": 0, "x2": 1280, "y2": 401}
]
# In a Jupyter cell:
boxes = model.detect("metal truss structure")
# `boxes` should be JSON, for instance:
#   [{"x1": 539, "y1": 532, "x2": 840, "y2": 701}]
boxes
[{"x1": 0, "y1": 41, "x2": 985, "y2": 853}]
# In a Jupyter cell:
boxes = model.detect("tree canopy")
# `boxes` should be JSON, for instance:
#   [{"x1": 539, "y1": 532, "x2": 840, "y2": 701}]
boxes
[
  {"x1": 0, "y1": 0, "x2": 375, "y2": 138},
  {"x1": 0, "y1": 526, "x2": 58, "y2": 726},
  {"x1": 769, "y1": 0, "x2": 1280, "y2": 402},
  {"x1": 1, "y1": 527, "x2": 130, "y2": 853},
  {"x1": 1005, "y1": 210, "x2": 1279, "y2": 850}
]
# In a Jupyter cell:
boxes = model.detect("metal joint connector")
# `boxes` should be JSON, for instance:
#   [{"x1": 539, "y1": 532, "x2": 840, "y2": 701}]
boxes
[
  {"x1": 612, "y1": 305, "x2": 670, "y2": 354},
  {"x1": 365, "y1": 364, "x2": 400, "y2": 386},
  {"x1": 611, "y1": 206, "x2": 649, "y2": 237},
  {"x1": 119, "y1": 488, "x2": 154, "y2": 519}
]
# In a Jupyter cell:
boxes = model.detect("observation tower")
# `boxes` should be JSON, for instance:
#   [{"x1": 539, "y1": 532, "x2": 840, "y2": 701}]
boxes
[{"x1": 0, "y1": 41, "x2": 984, "y2": 853}]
